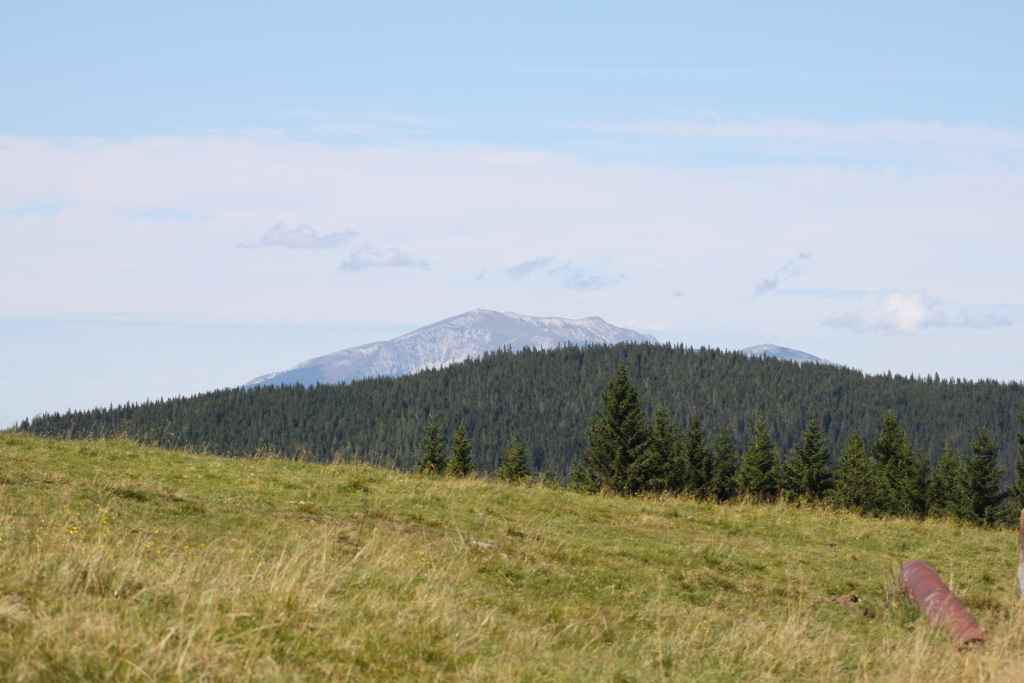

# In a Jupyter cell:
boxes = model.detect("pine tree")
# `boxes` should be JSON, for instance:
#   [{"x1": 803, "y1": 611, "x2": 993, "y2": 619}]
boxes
[
  {"x1": 572, "y1": 364, "x2": 649, "y2": 494},
  {"x1": 417, "y1": 415, "x2": 448, "y2": 475},
  {"x1": 871, "y1": 411, "x2": 928, "y2": 517},
  {"x1": 495, "y1": 437, "x2": 530, "y2": 484},
  {"x1": 783, "y1": 416, "x2": 832, "y2": 500},
  {"x1": 962, "y1": 426, "x2": 1006, "y2": 525},
  {"x1": 928, "y1": 444, "x2": 967, "y2": 519},
  {"x1": 447, "y1": 423, "x2": 474, "y2": 477},
  {"x1": 737, "y1": 412, "x2": 781, "y2": 500},
  {"x1": 830, "y1": 432, "x2": 881, "y2": 513},
  {"x1": 679, "y1": 415, "x2": 711, "y2": 495},
  {"x1": 1007, "y1": 413, "x2": 1024, "y2": 510},
  {"x1": 708, "y1": 425, "x2": 738, "y2": 501},
  {"x1": 627, "y1": 406, "x2": 675, "y2": 492}
]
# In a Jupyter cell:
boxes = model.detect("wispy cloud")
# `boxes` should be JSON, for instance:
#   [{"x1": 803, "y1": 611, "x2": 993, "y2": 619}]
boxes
[
  {"x1": 550, "y1": 263, "x2": 622, "y2": 291},
  {"x1": 825, "y1": 290, "x2": 1011, "y2": 334},
  {"x1": 242, "y1": 222, "x2": 359, "y2": 249},
  {"x1": 505, "y1": 257, "x2": 621, "y2": 290},
  {"x1": 505, "y1": 257, "x2": 554, "y2": 280},
  {"x1": 952, "y1": 309, "x2": 1012, "y2": 330},
  {"x1": 593, "y1": 117, "x2": 1024, "y2": 169},
  {"x1": 339, "y1": 244, "x2": 429, "y2": 272},
  {"x1": 509, "y1": 67, "x2": 1022, "y2": 85},
  {"x1": 753, "y1": 252, "x2": 811, "y2": 298}
]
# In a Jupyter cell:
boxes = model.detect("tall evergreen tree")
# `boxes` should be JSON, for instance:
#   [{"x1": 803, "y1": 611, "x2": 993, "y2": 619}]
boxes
[
  {"x1": 417, "y1": 415, "x2": 448, "y2": 475},
  {"x1": 1007, "y1": 413, "x2": 1024, "y2": 510},
  {"x1": 628, "y1": 406, "x2": 675, "y2": 492},
  {"x1": 707, "y1": 425, "x2": 738, "y2": 502},
  {"x1": 495, "y1": 437, "x2": 530, "y2": 484},
  {"x1": 928, "y1": 444, "x2": 968, "y2": 519},
  {"x1": 962, "y1": 426, "x2": 1006, "y2": 525},
  {"x1": 447, "y1": 423, "x2": 474, "y2": 477},
  {"x1": 737, "y1": 412, "x2": 781, "y2": 500},
  {"x1": 783, "y1": 416, "x2": 832, "y2": 500},
  {"x1": 679, "y1": 415, "x2": 711, "y2": 495},
  {"x1": 830, "y1": 432, "x2": 881, "y2": 513},
  {"x1": 572, "y1": 364, "x2": 649, "y2": 494},
  {"x1": 871, "y1": 411, "x2": 929, "y2": 517}
]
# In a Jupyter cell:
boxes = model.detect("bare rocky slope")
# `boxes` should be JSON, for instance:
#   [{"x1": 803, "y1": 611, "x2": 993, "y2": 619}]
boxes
[{"x1": 246, "y1": 309, "x2": 657, "y2": 387}]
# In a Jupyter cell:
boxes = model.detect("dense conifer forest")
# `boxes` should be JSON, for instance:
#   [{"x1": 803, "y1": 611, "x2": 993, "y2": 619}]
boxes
[{"x1": 20, "y1": 343, "x2": 1024, "y2": 485}]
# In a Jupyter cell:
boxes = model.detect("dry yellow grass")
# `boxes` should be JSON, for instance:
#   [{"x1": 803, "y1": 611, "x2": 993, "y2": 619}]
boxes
[{"x1": 0, "y1": 432, "x2": 1022, "y2": 681}]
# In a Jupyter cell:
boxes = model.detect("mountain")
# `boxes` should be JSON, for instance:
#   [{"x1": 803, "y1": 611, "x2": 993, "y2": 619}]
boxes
[
  {"x1": 245, "y1": 309, "x2": 657, "y2": 387},
  {"x1": 741, "y1": 343, "x2": 837, "y2": 366}
]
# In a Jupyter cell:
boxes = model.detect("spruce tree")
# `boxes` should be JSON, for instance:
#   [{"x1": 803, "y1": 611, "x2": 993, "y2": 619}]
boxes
[
  {"x1": 495, "y1": 437, "x2": 530, "y2": 484},
  {"x1": 539, "y1": 466, "x2": 560, "y2": 489},
  {"x1": 447, "y1": 423, "x2": 474, "y2": 477},
  {"x1": 737, "y1": 412, "x2": 781, "y2": 500},
  {"x1": 928, "y1": 444, "x2": 967, "y2": 519},
  {"x1": 417, "y1": 415, "x2": 448, "y2": 475},
  {"x1": 830, "y1": 431, "x2": 881, "y2": 513},
  {"x1": 572, "y1": 364, "x2": 649, "y2": 494},
  {"x1": 680, "y1": 415, "x2": 711, "y2": 495},
  {"x1": 708, "y1": 425, "x2": 738, "y2": 502},
  {"x1": 963, "y1": 426, "x2": 1006, "y2": 525},
  {"x1": 783, "y1": 416, "x2": 832, "y2": 500},
  {"x1": 871, "y1": 411, "x2": 928, "y2": 517},
  {"x1": 628, "y1": 406, "x2": 675, "y2": 493},
  {"x1": 1007, "y1": 413, "x2": 1024, "y2": 510}
]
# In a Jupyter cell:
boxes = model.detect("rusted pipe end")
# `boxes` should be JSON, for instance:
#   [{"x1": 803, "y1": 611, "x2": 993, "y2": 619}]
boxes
[{"x1": 898, "y1": 560, "x2": 987, "y2": 650}]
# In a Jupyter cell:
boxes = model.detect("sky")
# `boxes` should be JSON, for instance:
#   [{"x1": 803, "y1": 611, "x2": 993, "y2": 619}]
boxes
[{"x1": 2, "y1": 2, "x2": 1023, "y2": 427}]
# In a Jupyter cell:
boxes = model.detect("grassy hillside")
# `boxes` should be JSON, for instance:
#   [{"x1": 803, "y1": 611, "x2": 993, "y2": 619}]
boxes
[{"x1": 1, "y1": 433, "x2": 1023, "y2": 682}]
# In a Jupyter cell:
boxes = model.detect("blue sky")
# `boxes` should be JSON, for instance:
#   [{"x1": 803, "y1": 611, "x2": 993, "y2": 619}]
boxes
[{"x1": 2, "y1": 2, "x2": 1023, "y2": 426}]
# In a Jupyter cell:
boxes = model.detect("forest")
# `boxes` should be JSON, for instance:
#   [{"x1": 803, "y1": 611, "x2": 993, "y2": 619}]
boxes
[{"x1": 20, "y1": 342, "x2": 1024, "y2": 487}]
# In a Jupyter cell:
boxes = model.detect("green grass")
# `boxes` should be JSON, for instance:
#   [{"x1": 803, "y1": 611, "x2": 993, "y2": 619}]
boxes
[{"x1": 1, "y1": 433, "x2": 1022, "y2": 682}]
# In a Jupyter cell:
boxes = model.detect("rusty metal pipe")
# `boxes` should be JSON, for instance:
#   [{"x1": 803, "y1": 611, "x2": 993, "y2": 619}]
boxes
[
  {"x1": 897, "y1": 560, "x2": 986, "y2": 650},
  {"x1": 1018, "y1": 508, "x2": 1024, "y2": 600}
]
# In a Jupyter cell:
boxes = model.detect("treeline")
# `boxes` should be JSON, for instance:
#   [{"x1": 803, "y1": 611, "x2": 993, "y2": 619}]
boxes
[
  {"x1": 566, "y1": 365, "x2": 1024, "y2": 525},
  {"x1": 19, "y1": 342, "x2": 1024, "y2": 482}
]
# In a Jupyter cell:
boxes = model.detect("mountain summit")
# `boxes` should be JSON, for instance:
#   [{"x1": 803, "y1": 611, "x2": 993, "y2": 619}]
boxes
[
  {"x1": 741, "y1": 343, "x2": 836, "y2": 366},
  {"x1": 245, "y1": 309, "x2": 656, "y2": 387}
]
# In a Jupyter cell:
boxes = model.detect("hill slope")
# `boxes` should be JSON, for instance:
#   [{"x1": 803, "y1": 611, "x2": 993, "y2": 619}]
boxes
[
  {"x1": 0, "y1": 433, "x2": 1021, "y2": 682},
  {"x1": 25, "y1": 343, "x2": 1024, "y2": 480},
  {"x1": 246, "y1": 309, "x2": 656, "y2": 387}
]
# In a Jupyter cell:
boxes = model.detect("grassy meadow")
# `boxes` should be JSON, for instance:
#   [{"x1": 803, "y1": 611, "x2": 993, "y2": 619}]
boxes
[{"x1": 1, "y1": 432, "x2": 1022, "y2": 682}]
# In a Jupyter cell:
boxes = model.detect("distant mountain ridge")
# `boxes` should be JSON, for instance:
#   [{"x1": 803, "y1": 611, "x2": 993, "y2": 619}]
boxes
[
  {"x1": 741, "y1": 343, "x2": 836, "y2": 366},
  {"x1": 246, "y1": 309, "x2": 657, "y2": 387}
]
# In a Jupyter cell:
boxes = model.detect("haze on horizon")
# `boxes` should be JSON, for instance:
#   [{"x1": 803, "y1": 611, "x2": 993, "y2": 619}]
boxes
[{"x1": 2, "y1": 2, "x2": 1023, "y2": 427}]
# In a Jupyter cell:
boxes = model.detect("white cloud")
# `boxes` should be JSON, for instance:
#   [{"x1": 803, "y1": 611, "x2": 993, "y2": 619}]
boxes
[
  {"x1": 338, "y1": 244, "x2": 429, "y2": 272},
  {"x1": 505, "y1": 257, "x2": 554, "y2": 280},
  {"x1": 243, "y1": 222, "x2": 358, "y2": 249},
  {"x1": 825, "y1": 291, "x2": 1011, "y2": 334}
]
